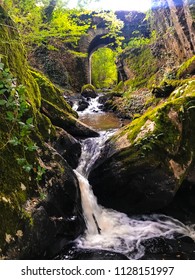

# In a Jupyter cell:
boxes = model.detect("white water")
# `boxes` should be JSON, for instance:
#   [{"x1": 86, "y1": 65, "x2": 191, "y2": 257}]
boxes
[
  {"x1": 74, "y1": 96, "x2": 195, "y2": 259},
  {"x1": 73, "y1": 96, "x2": 102, "y2": 114}
]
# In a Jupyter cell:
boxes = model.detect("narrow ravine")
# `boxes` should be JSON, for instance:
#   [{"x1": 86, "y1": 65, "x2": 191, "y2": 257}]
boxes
[{"x1": 73, "y1": 95, "x2": 195, "y2": 259}]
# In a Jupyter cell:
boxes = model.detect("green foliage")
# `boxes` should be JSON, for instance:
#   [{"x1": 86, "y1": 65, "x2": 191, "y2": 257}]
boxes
[
  {"x1": 4, "y1": 0, "x2": 91, "y2": 49},
  {"x1": 91, "y1": 48, "x2": 117, "y2": 89},
  {"x1": 96, "y1": 11, "x2": 124, "y2": 50},
  {"x1": 0, "y1": 62, "x2": 44, "y2": 178},
  {"x1": 3, "y1": 1, "x2": 124, "y2": 53},
  {"x1": 125, "y1": 30, "x2": 156, "y2": 49}
]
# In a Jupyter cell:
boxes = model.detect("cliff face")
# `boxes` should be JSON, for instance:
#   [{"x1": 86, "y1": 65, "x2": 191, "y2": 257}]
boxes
[{"x1": 151, "y1": 0, "x2": 195, "y2": 63}]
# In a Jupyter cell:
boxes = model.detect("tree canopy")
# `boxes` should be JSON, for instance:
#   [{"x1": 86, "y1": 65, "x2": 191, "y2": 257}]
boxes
[{"x1": 2, "y1": 0, "x2": 124, "y2": 52}]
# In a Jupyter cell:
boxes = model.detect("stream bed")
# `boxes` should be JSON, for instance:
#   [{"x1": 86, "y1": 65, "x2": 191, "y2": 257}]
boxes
[{"x1": 56, "y1": 94, "x2": 195, "y2": 260}]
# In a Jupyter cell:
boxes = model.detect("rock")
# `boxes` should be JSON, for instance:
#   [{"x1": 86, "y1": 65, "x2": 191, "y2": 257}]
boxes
[
  {"x1": 140, "y1": 236, "x2": 195, "y2": 260},
  {"x1": 22, "y1": 144, "x2": 86, "y2": 259},
  {"x1": 54, "y1": 244, "x2": 128, "y2": 260},
  {"x1": 52, "y1": 127, "x2": 81, "y2": 169},
  {"x1": 81, "y1": 84, "x2": 97, "y2": 98},
  {"x1": 152, "y1": 82, "x2": 175, "y2": 98},
  {"x1": 89, "y1": 80, "x2": 195, "y2": 214},
  {"x1": 77, "y1": 99, "x2": 89, "y2": 111},
  {"x1": 41, "y1": 99, "x2": 99, "y2": 138},
  {"x1": 0, "y1": 7, "x2": 87, "y2": 259}
]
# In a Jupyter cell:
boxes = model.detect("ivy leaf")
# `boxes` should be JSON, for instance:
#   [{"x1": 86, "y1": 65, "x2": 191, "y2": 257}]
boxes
[
  {"x1": 0, "y1": 88, "x2": 7, "y2": 94},
  {"x1": 0, "y1": 100, "x2": 7, "y2": 106},
  {"x1": 6, "y1": 111, "x2": 15, "y2": 121},
  {"x1": 16, "y1": 158, "x2": 26, "y2": 165},
  {"x1": 22, "y1": 164, "x2": 33, "y2": 173},
  {"x1": 26, "y1": 117, "x2": 33, "y2": 125}
]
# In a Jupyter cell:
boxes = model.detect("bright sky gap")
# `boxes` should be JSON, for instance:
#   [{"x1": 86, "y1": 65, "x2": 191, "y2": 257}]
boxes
[{"x1": 67, "y1": 0, "x2": 152, "y2": 11}]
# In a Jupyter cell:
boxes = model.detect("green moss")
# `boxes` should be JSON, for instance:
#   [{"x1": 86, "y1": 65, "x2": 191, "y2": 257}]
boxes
[
  {"x1": 176, "y1": 55, "x2": 195, "y2": 79},
  {"x1": 120, "y1": 46, "x2": 159, "y2": 91},
  {"x1": 81, "y1": 84, "x2": 96, "y2": 93},
  {"x1": 114, "y1": 81, "x2": 124, "y2": 93},
  {"x1": 0, "y1": 7, "x2": 41, "y2": 110},
  {"x1": 30, "y1": 69, "x2": 77, "y2": 117},
  {"x1": 111, "y1": 79, "x2": 195, "y2": 174}
]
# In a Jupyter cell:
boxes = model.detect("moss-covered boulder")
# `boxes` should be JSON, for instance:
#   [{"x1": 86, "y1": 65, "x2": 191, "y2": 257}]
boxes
[
  {"x1": 81, "y1": 84, "x2": 97, "y2": 98},
  {"x1": 89, "y1": 79, "x2": 195, "y2": 214},
  {"x1": 31, "y1": 70, "x2": 98, "y2": 137}
]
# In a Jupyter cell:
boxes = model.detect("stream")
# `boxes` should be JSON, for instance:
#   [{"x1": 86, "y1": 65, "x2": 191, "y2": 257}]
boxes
[{"x1": 67, "y1": 95, "x2": 195, "y2": 259}]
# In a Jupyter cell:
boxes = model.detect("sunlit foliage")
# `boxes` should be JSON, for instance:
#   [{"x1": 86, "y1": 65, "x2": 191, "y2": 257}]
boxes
[{"x1": 91, "y1": 48, "x2": 118, "y2": 89}]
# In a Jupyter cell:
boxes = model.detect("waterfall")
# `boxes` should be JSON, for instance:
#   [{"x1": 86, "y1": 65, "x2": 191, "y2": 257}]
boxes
[{"x1": 73, "y1": 95, "x2": 195, "y2": 259}]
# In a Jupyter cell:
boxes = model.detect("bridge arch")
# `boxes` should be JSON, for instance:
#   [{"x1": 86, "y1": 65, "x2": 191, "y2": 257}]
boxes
[
  {"x1": 79, "y1": 27, "x2": 118, "y2": 84},
  {"x1": 88, "y1": 34, "x2": 117, "y2": 85}
]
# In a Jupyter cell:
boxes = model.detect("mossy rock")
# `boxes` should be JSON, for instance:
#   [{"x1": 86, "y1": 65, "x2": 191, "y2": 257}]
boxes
[
  {"x1": 89, "y1": 79, "x2": 195, "y2": 214},
  {"x1": 118, "y1": 46, "x2": 159, "y2": 92},
  {"x1": 176, "y1": 55, "x2": 195, "y2": 79},
  {"x1": 30, "y1": 69, "x2": 77, "y2": 117},
  {"x1": 81, "y1": 84, "x2": 97, "y2": 98}
]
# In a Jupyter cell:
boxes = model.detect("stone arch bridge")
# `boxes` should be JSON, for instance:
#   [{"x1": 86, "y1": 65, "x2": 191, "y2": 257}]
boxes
[{"x1": 78, "y1": 11, "x2": 148, "y2": 84}]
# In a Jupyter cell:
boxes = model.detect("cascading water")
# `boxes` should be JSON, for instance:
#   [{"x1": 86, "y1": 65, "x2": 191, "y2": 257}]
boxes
[{"x1": 74, "y1": 95, "x2": 195, "y2": 259}]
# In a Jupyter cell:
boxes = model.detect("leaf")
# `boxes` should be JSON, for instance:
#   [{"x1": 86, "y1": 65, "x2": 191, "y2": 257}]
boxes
[
  {"x1": 26, "y1": 117, "x2": 33, "y2": 125},
  {"x1": 18, "y1": 122, "x2": 26, "y2": 127},
  {"x1": 0, "y1": 88, "x2": 7, "y2": 94},
  {"x1": 9, "y1": 137, "x2": 20, "y2": 146},
  {"x1": 25, "y1": 142, "x2": 38, "y2": 152},
  {"x1": 16, "y1": 158, "x2": 26, "y2": 165},
  {"x1": 6, "y1": 111, "x2": 15, "y2": 121},
  {"x1": 23, "y1": 164, "x2": 33, "y2": 173},
  {"x1": 0, "y1": 100, "x2": 7, "y2": 106},
  {"x1": 0, "y1": 62, "x2": 4, "y2": 70}
]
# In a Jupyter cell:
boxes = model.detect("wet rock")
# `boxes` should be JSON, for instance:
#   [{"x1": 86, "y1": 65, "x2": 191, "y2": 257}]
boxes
[
  {"x1": 52, "y1": 127, "x2": 81, "y2": 169},
  {"x1": 140, "y1": 236, "x2": 195, "y2": 260},
  {"x1": 54, "y1": 244, "x2": 128, "y2": 260},
  {"x1": 41, "y1": 99, "x2": 99, "y2": 138},
  {"x1": 22, "y1": 145, "x2": 86, "y2": 259},
  {"x1": 77, "y1": 99, "x2": 89, "y2": 111}
]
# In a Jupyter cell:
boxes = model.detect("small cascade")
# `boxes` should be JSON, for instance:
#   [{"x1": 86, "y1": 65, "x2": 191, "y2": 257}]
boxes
[
  {"x1": 76, "y1": 130, "x2": 114, "y2": 177},
  {"x1": 75, "y1": 167, "x2": 195, "y2": 259},
  {"x1": 73, "y1": 94, "x2": 195, "y2": 259},
  {"x1": 72, "y1": 96, "x2": 102, "y2": 114}
]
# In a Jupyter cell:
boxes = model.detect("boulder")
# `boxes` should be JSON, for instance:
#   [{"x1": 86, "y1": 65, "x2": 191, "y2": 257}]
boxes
[
  {"x1": 89, "y1": 80, "x2": 195, "y2": 214},
  {"x1": 41, "y1": 99, "x2": 99, "y2": 138},
  {"x1": 0, "y1": 6, "x2": 86, "y2": 259},
  {"x1": 52, "y1": 127, "x2": 81, "y2": 169},
  {"x1": 81, "y1": 84, "x2": 97, "y2": 99},
  {"x1": 77, "y1": 99, "x2": 89, "y2": 111},
  {"x1": 22, "y1": 144, "x2": 86, "y2": 259}
]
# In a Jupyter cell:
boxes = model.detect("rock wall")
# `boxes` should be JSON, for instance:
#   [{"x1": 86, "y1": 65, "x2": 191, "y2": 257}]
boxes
[
  {"x1": 28, "y1": 41, "x2": 87, "y2": 92},
  {"x1": 151, "y1": 0, "x2": 195, "y2": 62}
]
